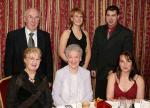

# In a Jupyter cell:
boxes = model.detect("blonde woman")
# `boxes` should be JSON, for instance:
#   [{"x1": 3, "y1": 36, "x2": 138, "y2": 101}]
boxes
[
  {"x1": 7, "y1": 48, "x2": 52, "y2": 108},
  {"x1": 59, "y1": 7, "x2": 91, "y2": 68}
]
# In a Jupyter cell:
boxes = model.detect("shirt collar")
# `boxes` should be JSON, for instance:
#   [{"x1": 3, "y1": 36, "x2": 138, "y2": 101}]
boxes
[
  {"x1": 25, "y1": 27, "x2": 37, "y2": 36},
  {"x1": 107, "y1": 26, "x2": 116, "y2": 33}
]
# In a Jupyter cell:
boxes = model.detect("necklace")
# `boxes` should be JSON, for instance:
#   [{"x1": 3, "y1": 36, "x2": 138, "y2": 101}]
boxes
[
  {"x1": 69, "y1": 72, "x2": 79, "y2": 103},
  {"x1": 24, "y1": 69, "x2": 35, "y2": 83},
  {"x1": 29, "y1": 77, "x2": 35, "y2": 83}
]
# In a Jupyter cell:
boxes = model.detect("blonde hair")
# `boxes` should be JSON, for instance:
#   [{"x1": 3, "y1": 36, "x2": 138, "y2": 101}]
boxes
[
  {"x1": 23, "y1": 47, "x2": 42, "y2": 59},
  {"x1": 69, "y1": 7, "x2": 84, "y2": 28}
]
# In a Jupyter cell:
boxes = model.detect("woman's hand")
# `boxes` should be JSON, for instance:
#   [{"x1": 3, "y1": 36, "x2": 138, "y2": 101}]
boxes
[{"x1": 91, "y1": 70, "x2": 96, "y2": 78}]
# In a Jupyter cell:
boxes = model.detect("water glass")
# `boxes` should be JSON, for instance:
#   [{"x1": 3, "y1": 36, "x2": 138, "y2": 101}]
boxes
[
  {"x1": 125, "y1": 100, "x2": 133, "y2": 108},
  {"x1": 119, "y1": 100, "x2": 126, "y2": 108}
]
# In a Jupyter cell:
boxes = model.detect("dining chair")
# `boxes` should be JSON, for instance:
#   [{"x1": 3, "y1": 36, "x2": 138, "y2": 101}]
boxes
[{"x1": 0, "y1": 76, "x2": 11, "y2": 108}]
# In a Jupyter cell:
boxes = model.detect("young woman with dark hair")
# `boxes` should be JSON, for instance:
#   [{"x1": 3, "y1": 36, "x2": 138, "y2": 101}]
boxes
[{"x1": 106, "y1": 51, "x2": 145, "y2": 100}]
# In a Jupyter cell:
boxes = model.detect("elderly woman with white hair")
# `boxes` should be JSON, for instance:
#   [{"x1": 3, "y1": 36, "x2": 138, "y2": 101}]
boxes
[{"x1": 52, "y1": 44, "x2": 93, "y2": 106}]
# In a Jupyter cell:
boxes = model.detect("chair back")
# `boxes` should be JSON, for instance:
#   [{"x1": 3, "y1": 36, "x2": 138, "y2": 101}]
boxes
[
  {"x1": 144, "y1": 75, "x2": 150, "y2": 99},
  {"x1": 0, "y1": 76, "x2": 11, "y2": 108}
]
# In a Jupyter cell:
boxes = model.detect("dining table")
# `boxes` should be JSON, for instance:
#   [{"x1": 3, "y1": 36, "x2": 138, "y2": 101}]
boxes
[{"x1": 55, "y1": 99, "x2": 150, "y2": 108}]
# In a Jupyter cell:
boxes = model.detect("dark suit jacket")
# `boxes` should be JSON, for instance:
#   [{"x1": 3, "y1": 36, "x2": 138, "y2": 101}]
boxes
[
  {"x1": 4, "y1": 27, "x2": 53, "y2": 82},
  {"x1": 90, "y1": 23, "x2": 133, "y2": 79}
]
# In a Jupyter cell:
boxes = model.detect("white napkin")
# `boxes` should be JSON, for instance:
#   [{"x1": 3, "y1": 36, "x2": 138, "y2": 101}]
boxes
[
  {"x1": 106, "y1": 101, "x2": 120, "y2": 108},
  {"x1": 134, "y1": 100, "x2": 150, "y2": 108},
  {"x1": 134, "y1": 102, "x2": 140, "y2": 108},
  {"x1": 141, "y1": 100, "x2": 150, "y2": 108}
]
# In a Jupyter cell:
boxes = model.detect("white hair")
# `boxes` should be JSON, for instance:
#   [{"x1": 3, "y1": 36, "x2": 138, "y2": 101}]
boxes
[{"x1": 65, "y1": 44, "x2": 83, "y2": 57}]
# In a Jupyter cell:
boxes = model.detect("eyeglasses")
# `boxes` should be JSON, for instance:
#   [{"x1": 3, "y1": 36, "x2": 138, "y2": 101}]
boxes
[
  {"x1": 26, "y1": 57, "x2": 41, "y2": 61},
  {"x1": 27, "y1": 15, "x2": 40, "y2": 21}
]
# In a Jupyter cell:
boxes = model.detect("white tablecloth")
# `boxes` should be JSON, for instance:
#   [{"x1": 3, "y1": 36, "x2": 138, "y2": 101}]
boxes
[
  {"x1": 56, "y1": 100, "x2": 150, "y2": 108},
  {"x1": 106, "y1": 100, "x2": 150, "y2": 108},
  {"x1": 56, "y1": 102, "x2": 94, "y2": 108}
]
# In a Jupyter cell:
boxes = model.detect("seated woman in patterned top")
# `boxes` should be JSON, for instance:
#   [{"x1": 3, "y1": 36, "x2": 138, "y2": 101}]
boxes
[{"x1": 106, "y1": 51, "x2": 145, "y2": 100}]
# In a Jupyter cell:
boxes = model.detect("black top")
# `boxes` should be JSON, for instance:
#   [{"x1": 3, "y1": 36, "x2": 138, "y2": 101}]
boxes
[
  {"x1": 6, "y1": 70, "x2": 52, "y2": 108},
  {"x1": 61, "y1": 29, "x2": 87, "y2": 67}
]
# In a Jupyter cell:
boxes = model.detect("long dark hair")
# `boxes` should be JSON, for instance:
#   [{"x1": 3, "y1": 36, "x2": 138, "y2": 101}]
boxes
[{"x1": 115, "y1": 51, "x2": 140, "y2": 80}]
